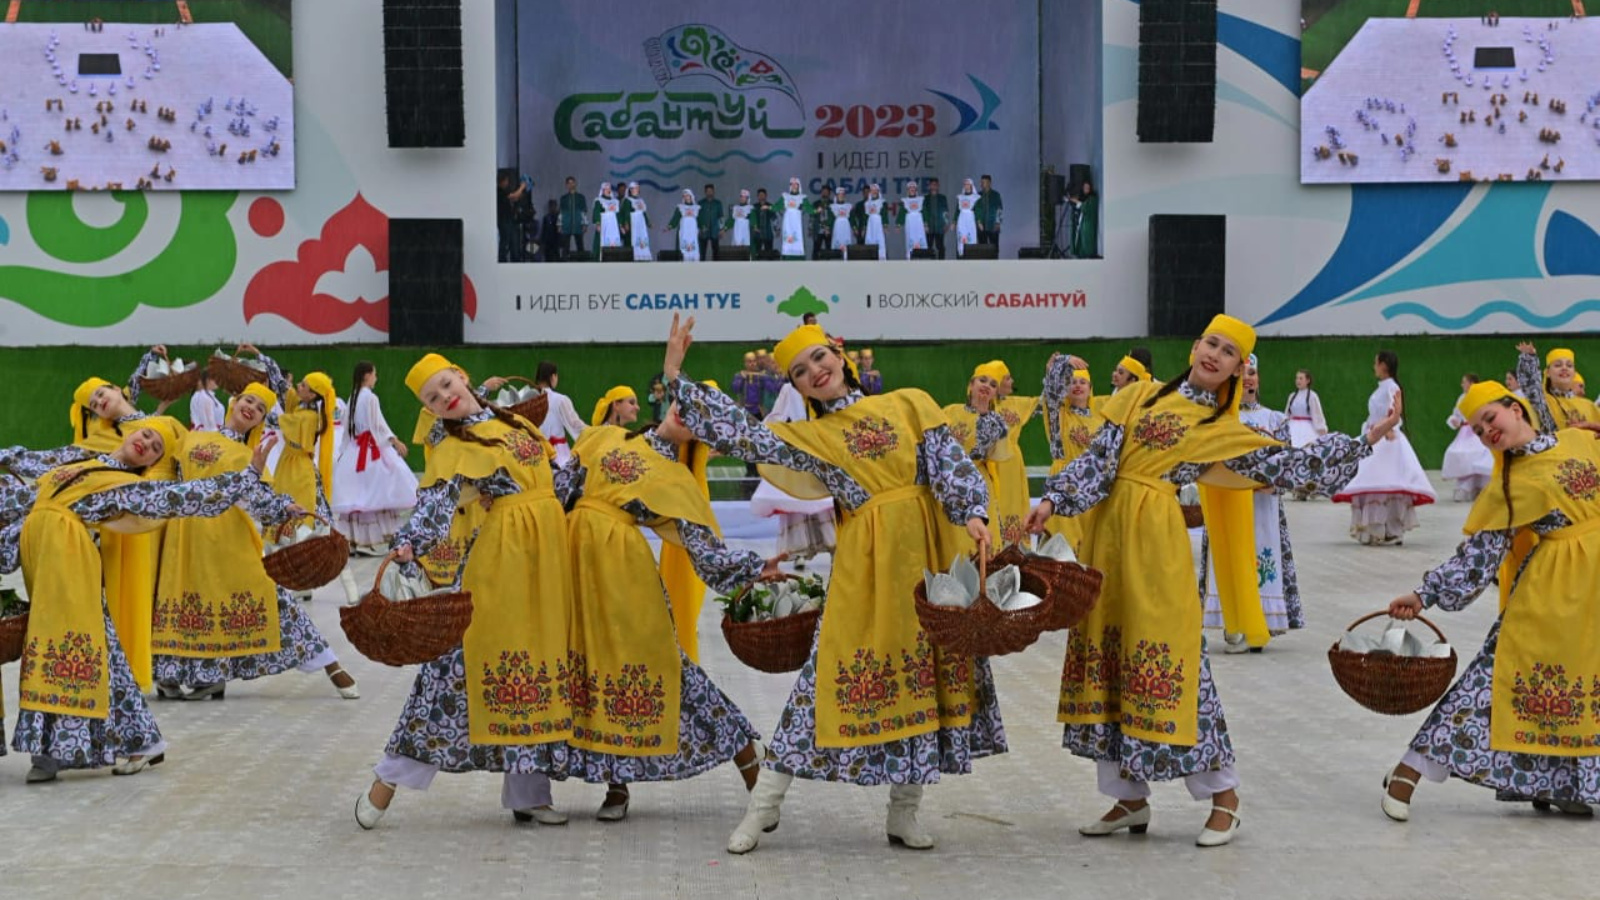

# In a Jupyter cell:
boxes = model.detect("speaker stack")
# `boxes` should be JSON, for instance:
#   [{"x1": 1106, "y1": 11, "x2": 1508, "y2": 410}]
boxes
[
  {"x1": 388, "y1": 219, "x2": 464, "y2": 345},
  {"x1": 1137, "y1": 0, "x2": 1217, "y2": 142},
  {"x1": 961, "y1": 244, "x2": 999, "y2": 260},
  {"x1": 598, "y1": 247, "x2": 633, "y2": 262},
  {"x1": 1146, "y1": 214, "x2": 1225, "y2": 338},
  {"x1": 714, "y1": 245, "x2": 752, "y2": 261},
  {"x1": 383, "y1": 0, "x2": 465, "y2": 147}
]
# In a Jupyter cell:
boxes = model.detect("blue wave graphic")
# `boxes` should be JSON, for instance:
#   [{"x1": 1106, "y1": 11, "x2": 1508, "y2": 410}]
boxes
[
  {"x1": 1382, "y1": 300, "x2": 1600, "y2": 330},
  {"x1": 0, "y1": 214, "x2": 8, "y2": 246},
  {"x1": 612, "y1": 164, "x2": 725, "y2": 179},
  {"x1": 608, "y1": 149, "x2": 793, "y2": 165},
  {"x1": 627, "y1": 179, "x2": 679, "y2": 194}
]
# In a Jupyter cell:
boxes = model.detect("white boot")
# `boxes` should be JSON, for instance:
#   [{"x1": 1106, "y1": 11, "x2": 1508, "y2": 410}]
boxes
[
  {"x1": 886, "y1": 784, "x2": 935, "y2": 849},
  {"x1": 338, "y1": 564, "x2": 362, "y2": 607},
  {"x1": 727, "y1": 768, "x2": 791, "y2": 854}
]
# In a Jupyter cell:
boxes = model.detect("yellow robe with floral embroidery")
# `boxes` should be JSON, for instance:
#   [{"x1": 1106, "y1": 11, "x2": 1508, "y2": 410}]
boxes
[
  {"x1": 992, "y1": 395, "x2": 1039, "y2": 545},
  {"x1": 270, "y1": 408, "x2": 322, "y2": 540},
  {"x1": 1463, "y1": 429, "x2": 1600, "y2": 755},
  {"x1": 19, "y1": 464, "x2": 147, "y2": 718},
  {"x1": 763, "y1": 389, "x2": 977, "y2": 749},
  {"x1": 939, "y1": 403, "x2": 1007, "y2": 554},
  {"x1": 1058, "y1": 382, "x2": 1275, "y2": 745},
  {"x1": 423, "y1": 414, "x2": 574, "y2": 746},
  {"x1": 565, "y1": 426, "x2": 723, "y2": 755},
  {"x1": 152, "y1": 431, "x2": 282, "y2": 658},
  {"x1": 1046, "y1": 402, "x2": 1109, "y2": 550}
]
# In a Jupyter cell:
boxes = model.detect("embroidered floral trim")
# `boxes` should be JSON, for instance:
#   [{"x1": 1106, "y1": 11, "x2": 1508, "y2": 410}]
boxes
[
  {"x1": 602, "y1": 663, "x2": 669, "y2": 732},
  {"x1": 835, "y1": 647, "x2": 899, "y2": 718},
  {"x1": 1509, "y1": 661, "x2": 1586, "y2": 732},
  {"x1": 218, "y1": 592, "x2": 271, "y2": 639},
  {"x1": 187, "y1": 442, "x2": 224, "y2": 467},
  {"x1": 481, "y1": 651, "x2": 557, "y2": 719},
  {"x1": 1122, "y1": 639, "x2": 1186, "y2": 718},
  {"x1": 599, "y1": 448, "x2": 649, "y2": 485},
  {"x1": 1067, "y1": 424, "x2": 1093, "y2": 450},
  {"x1": 947, "y1": 420, "x2": 973, "y2": 447},
  {"x1": 154, "y1": 592, "x2": 213, "y2": 641},
  {"x1": 26, "y1": 630, "x2": 103, "y2": 697},
  {"x1": 841, "y1": 415, "x2": 899, "y2": 461},
  {"x1": 502, "y1": 430, "x2": 545, "y2": 467},
  {"x1": 1554, "y1": 458, "x2": 1600, "y2": 501},
  {"x1": 1132, "y1": 411, "x2": 1188, "y2": 452}
]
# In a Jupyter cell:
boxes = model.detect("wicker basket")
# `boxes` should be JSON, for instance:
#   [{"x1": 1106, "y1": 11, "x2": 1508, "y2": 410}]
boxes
[
  {"x1": 500, "y1": 377, "x2": 551, "y2": 426},
  {"x1": 263, "y1": 530, "x2": 350, "y2": 591},
  {"x1": 340, "y1": 555, "x2": 474, "y2": 667},
  {"x1": 915, "y1": 552, "x2": 1061, "y2": 657},
  {"x1": 0, "y1": 612, "x2": 27, "y2": 665},
  {"x1": 990, "y1": 544, "x2": 1103, "y2": 631},
  {"x1": 138, "y1": 366, "x2": 204, "y2": 402},
  {"x1": 1328, "y1": 611, "x2": 1458, "y2": 715},
  {"x1": 209, "y1": 355, "x2": 271, "y2": 394},
  {"x1": 721, "y1": 606, "x2": 822, "y2": 674},
  {"x1": 1180, "y1": 503, "x2": 1205, "y2": 529}
]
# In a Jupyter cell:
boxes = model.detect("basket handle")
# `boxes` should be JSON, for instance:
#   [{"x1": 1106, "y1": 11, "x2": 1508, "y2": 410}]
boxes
[
  {"x1": 503, "y1": 376, "x2": 537, "y2": 388},
  {"x1": 1344, "y1": 609, "x2": 1447, "y2": 644},
  {"x1": 369, "y1": 552, "x2": 397, "y2": 595}
]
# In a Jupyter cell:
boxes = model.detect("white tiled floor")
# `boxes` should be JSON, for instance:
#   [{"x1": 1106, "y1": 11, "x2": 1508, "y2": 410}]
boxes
[{"x1": 1, "y1": 477, "x2": 1591, "y2": 899}]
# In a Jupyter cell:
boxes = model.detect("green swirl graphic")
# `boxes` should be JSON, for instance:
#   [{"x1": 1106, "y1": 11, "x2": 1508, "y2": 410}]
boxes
[{"x1": 0, "y1": 192, "x2": 238, "y2": 328}]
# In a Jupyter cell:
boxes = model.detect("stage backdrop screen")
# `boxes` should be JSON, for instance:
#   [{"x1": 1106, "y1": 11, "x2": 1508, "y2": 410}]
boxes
[
  {"x1": 501, "y1": 0, "x2": 1044, "y2": 254},
  {"x1": 0, "y1": 0, "x2": 293, "y2": 192},
  {"x1": 1300, "y1": 1, "x2": 1596, "y2": 184}
]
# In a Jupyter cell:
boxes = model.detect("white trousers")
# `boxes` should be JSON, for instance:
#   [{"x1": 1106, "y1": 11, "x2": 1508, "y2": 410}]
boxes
[
  {"x1": 1097, "y1": 760, "x2": 1240, "y2": 801},
  {"x1": 373, "y1": 752, "x2": 554, "y2": 808}
]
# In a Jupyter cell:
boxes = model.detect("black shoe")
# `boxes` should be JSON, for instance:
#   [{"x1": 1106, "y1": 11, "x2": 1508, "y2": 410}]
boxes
[{"x1": 155, "y1": 682, "x2": 186, "y2": 700}]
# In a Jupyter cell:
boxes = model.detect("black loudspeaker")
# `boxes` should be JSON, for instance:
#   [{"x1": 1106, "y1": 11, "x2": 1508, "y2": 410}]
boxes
[
  {"x1": 598, "y1": 247, "x2": 633, "y2": 262},
  {"x1": 815, "y1": 248, "x2": 843, "y2": 261},
  {"x1": 1043, "y1": 172, "x2": 1067, "y2": 212},
  {"x1": 565, "y1": 250, "x2": 595, "y2": 263},
  {"x1": 910, "y1": 248, "x2": 937, "y2": 260},
  {"x1": 715, "y1": 244, "x2": 752, "y2": 261},
  {"x1": 1068, "y1": 163, "x2": 1093, "y2": 197},
  {"x1": 657, "y1": 249, "x2": 684, "y2": 262},
  {"x1": 845, "y1": 244, "x2": 882, "y2": 261},
  {"x1": 962, "y1": 244, "x2": 999, "y2": 260},
  {"x1": 1147, "y1": 214, "x2": 1225, "y2": 338},
  {"x1": 388, "y1": 218, "x2": 463, "y2": 345},
  {"x1": 1017, "y1": 246, "x2": 1049, "y2": 259},
  {"x1": 756, "y1": 248, "x2": 782, "y2": 261},
  {"x1": 1138, "y1": 0, "x2": 1216, "y2": 143},
  {"x1": 383, "y1": 0, "x2": 465, "y2": 148}
]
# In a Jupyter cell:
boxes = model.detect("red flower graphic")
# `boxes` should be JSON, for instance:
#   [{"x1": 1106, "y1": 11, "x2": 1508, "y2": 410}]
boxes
[
  {"x1": 243, "y1": 193, "x2": 478, "y2": 334},
  {"x1": 599, "y1": 448, "x2": 649, "y2": 484},
  {"x1": 841, "y1": 416, "x2": 899, "y2": 461},
  {"x1": 835, "y1": 647, "x2": 900, "y2": 718},
  {"x1": 187, "y1": 442, "x2": 223, "y2": 467},
  {"x1": 1554, "y1": 458, "x2": 1600, "y2": 502}
]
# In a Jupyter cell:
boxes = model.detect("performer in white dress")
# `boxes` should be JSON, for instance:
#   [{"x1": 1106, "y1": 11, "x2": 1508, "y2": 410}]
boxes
[
  {"x1": 828, "y1": 187, "x2": 854, "y2": 253},
  {"x1": 532, "y1": 360, "x2": 586, "y2": 468},
  {"x1": 190, "y1": 371, "x2": 225, "y2": 431},
  {"x1": 1441, "y1": 373, "x2": 1494, "y2": 501},
  {"x1": 727, "y1": 188, "x2": 753, "y2": 251},
  {"x1": 1283, "y1": 369, "x2": 1328, "y2": 447},
  {"x1": 862, "y1": 183, "x2": 887, "y2": 260},
  {"x1": 626, "y1": 182, "x2": 652, "y2": 261},
  {"x1": 1201, "y1": 354, "x2": 1303, "y2": 649},
  {"x1": 897, "y1": 180, "x2": 929, "y2": 259},
  {"x1": 592, "y1": 182, "x2": 623, "y2": 256},
  {"x1": 778, "y1": 177, "x2": 810, "y2": 259},
  {"x1": 748, "y1": 381, "x2": 836, "y2": 561},
  {"x1": 332, "y1": 361, "x2": 419, "y2": 552},
  {"x1": 954, "y1": 178, "x2": 979, "y2": 257},
  {"x1": 668, "y1": 189, "x2": 701, "y2": 261},
  {"x1": 1333, "y1": 350, "x2": 1436, "y2": 545}
]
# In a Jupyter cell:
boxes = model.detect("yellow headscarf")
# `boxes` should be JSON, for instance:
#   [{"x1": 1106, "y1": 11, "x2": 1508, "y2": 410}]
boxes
[
  {"x1": 972, "y1": 360, "x2": 1008, "y2": 384},
  {"x1": 139, "y1": 415, "x2": 184, "y2": 467},
  {"x1": 1546, "y1": 347, "x2": 1575, "y2": 366},
  {"x1": 773, "y1": 324, "x2": 831, "y2": 373},
  {"x1": 1460, "y1": 378, "x2": 1531, "y2": 423},
  {"x1": 1575, "y1": 373, "x2": 1586, "y2": 388},
  {"x1": 70, "y1": 377, "x2": 117, "y2": 443},
  {"x1": 1116, "y1": 356, "x2": 1150, "y2": 382},
  {"x1": 1072, "y1": 368, "x2": 1091, "y2": 382},
  {"x1": 225, "y1": 382, "x2": 278, "y2": 449},
  {"x1": 302, "y1": 372, "x2": 338, "y2": 498},
  {"x1": 1194, "y1": 313, "x2": 1269, "y2": 646},
  {"x1": 405, "y1": 353, "x2": 456, "y2": 400},
  {"x1": 591, "y1": 385, "x2": 637, "y2": 426}
]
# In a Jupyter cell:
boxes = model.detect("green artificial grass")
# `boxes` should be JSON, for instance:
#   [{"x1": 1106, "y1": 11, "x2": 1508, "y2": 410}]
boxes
[
  {"x1": 5, "y1": 335, "x2": 1593, "y2": 481},
  {"x1": 15, "y1": 0, "x2": 292, "y2": 80}
]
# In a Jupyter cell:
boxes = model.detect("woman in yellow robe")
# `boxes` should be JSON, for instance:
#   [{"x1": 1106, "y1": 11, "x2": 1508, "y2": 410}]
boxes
[
  {"x1": 661, "y1": 317, "x2": 1001, "y2": 855},
  {"x1": 1515, "y1": 342, "x2": 1600, "y2": 431},
  {"x1": 1027, "y1": 315, "x2": 1400, "y2": 848},
  {"x1": 355, "y1": 354, "x2": 580, "y2": 830},
  {"x1": 150, "y1": 382, "x2": 357, "y2": 702},
  {"x1": 2, "y1": 421, "x2": 277, "y2": 782},
  {"x1": 989, "y1": 360, "x2": 1042, "y2": 546},
  {"x1": 939, "y1": 364, "x2": 1010, "y2": 554},
  {"x1": 1381, "y1": 381, "x2": 1600, "y2": 820},
  {"x1": 1040, "y1": 356, "x2": 1105, "y2": 551},
  {"x1": 561, "y1": 417, "x2": 772, "y2": 821}
]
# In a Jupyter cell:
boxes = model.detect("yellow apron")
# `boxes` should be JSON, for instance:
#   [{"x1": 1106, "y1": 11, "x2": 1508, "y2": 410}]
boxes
[
  {"x1": 658, "y1": 439, "x2": 713, "y2": 662},
  {"x1": 1463, "y1": 430, "x2": 1600, "y2": 755},
  {"x1": 763, "y1": 390, "x2": 977, "y2": 748},
  {"x1": 19, "y1": 464, "x2": 145, "y2": 718},
  {"x1": 73, "y1": 414, "x2": 187, "y2": 690},
  {"x1": 1045, "y1": 402, "x2": 1109, "y2": 550},
  {"x1": 993, "y1": 395, "x2": 1040, "y2": 546},
  {"x1": 565, "y1": 425, "x2": 721, "y2": 754},
  {"x1": 424, "y1": 413, "x2": 574, "y2": 745},
  {"x1": 151, "y1": 432, "x2": 282, "y2": 658},
  {"x1": 1543, "y1": 390, "x2": 1600, "y2": 431},
  {"x1": 938, "y1": 403, "x2": 1007, "y2": 553},
  {"x1": 1058, "y1": 382, "x2": 1275, "y2": 745},
  {"x1": 269, "y1": 409, "x2": 322, "y2": 541}
]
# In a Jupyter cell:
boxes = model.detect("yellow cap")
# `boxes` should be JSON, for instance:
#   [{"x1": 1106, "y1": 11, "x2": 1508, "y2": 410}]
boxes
[
  {"x1": 70, "y1": 376, "x2": 115, "y2": 439},
  {"x1": 743, "y1": 352, "x2": 756, "y2": 361},
  {"x1": 1458, "y1": 379, "x2": 1531, "y2": 422},
  {"x1": 590, "y1": 385, "x2": 637, "y2": 426},
  {"x1": 141, "y1": 416, "x2": 183, "y2": 464},
  {"x1": 1576, "y1": 373, "x2": 1587, "y2": 386},
  {"x1": 1072, "y1": 369, "x2": 1091, "y2": 382},
  {"x1": 755, "y1": 348, "x2": 768, "y2": 357},
  {"x1": 773, "y1": 324, "x2": 832, "y2": 372},
  {"x1": 405, "y1": 353, "x2": 456, "y2": 400},
  {"x1": 972, "y1": 361, "x2": 1008, "y2": 383},
  {"x1": 1117, "y1": 356, "x2": 1150, "y2": 382},
  {"x1": 1546, "y1": 347, "x2": 1575, "y2": 366},
  {"x1": 701, "y1": 379, "x2": 720, "y2": 392},
  {"x1": 1203, "y1": 313, "x2": 1257, "y2": 358},
  {"x1": 302, "y1": 372, "x2": 338, "y2": 493}
]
